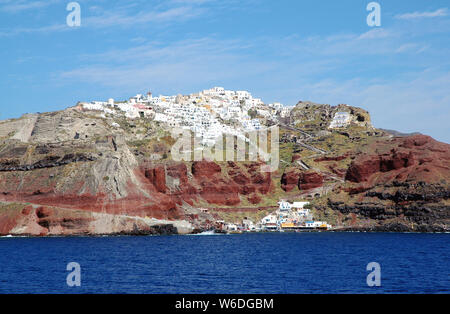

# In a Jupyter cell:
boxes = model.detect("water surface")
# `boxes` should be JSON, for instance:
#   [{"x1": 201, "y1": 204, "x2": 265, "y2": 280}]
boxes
[{"x1": 0, "y1": 233, "x2": 448, "y2": 293}]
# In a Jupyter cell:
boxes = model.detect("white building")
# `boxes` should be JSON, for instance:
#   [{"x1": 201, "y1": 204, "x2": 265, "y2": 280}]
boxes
[
  {"x1": 269, "y1": 102, "x2": 283, "y2": 110},
  {"x1": 154, "y1": 113, "x2": 168, "y2": 122},
  {"x1": 82, "y1": 102, "x2": 104, "y2": 111},
  {"x1": 261, "y1": 214, "x2": 277, "y2": 225},
  {"x1": 242, "y1": 219, "x2": 256, "y2": 231},
  {"x1": 202, "y1": 87, "x2": 225, "y2": 97},
  {"x1": 257, "y1": 109, "x2": 270, "y2": 118},
  {"x1": 292, "y1": 202, "x2": 309, "y2": 209},
  {"x1": 278, "y1": 201, "x2": 309, "y2": 211},
  {"x1": 278, "y1": 201, "x2": 291, "y2": 211},
  {"x1": 236, "y1": 90, "x2": 251, "y2": 100},
  {"x1": 225, "y1": 223, "x2": 238, "y2": 231},
  {"x1": 297, "y1": 208, "x2": 310, "y2": 217},
  {"x1": 280, "y1": 106, "x2": 294, "y2": 118},
  {"x1": 261, "y1": 214, "x2": 278, "y2": 231},
  {"x1": 305, "y1": 221, "x2": 327, "y2": 228}
]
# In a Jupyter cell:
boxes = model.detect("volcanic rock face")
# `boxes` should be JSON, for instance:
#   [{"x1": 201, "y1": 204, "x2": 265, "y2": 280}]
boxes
[
  {"x1": 281, "y1": 170, "x2": 301, "y2": 192},
  {"x1": 298, "y1": 172, "x2": 324, "y2": 190},
  {"x1": 345, "y1": 151, "x2": 415, "y2": 183},
  {"x1": 0, "y1": 203, "x2": 181, "y2": 236},
  {"x1": 328, "y1": 135, "x2": 450, "y2": 232},
  {"x1": 192, "y1": 160, "x2": 222, "y2": 177},
  {"x1": 138, "y1": 160, "x2": 273, "y2": 208},
  {"x1": 345, "y1": 135, "x2": 449, "y2": 185},
  {"x1": 0, "y1": 104, "x2": 448, "y2": 235},
  {"x1": 145, "y1": 167, "x2": 167, "y2": 193},
  {"x1": 281, "y1": 170, "x2": 323, "y2": 192}
]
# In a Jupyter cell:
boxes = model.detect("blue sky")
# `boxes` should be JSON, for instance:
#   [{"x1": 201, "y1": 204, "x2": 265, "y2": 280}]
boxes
[{"x1": 0, "y1": 0, "x2": 449, "y2": 142}]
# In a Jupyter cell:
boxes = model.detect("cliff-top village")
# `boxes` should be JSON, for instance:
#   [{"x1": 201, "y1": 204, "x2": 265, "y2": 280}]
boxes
[{"x1": 77, "y1": 87, "x2": 350, "y2": 147}]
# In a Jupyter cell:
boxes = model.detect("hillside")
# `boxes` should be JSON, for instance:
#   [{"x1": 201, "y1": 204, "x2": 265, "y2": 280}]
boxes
[{"x1": 0, "y1": 98, "x2": 448, "y2": 235}]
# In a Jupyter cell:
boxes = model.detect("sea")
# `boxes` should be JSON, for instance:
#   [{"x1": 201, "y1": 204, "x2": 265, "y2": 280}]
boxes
[{"x1": 0, "y1": 233, "x2": 448, "y2": 294}]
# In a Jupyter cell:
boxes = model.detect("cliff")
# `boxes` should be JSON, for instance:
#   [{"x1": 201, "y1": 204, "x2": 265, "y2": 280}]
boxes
[{"x1": 0, "y1": 102, "x2": 448, "y2": 235}]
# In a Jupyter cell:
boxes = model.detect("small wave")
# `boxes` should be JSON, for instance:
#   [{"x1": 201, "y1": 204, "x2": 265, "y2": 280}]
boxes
[{"x1": 192, "y1": 230, "x2": 222, "y2": 236}]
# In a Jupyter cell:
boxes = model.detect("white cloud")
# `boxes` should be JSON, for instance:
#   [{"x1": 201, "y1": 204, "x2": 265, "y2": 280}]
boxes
[
  {"x1": 0, "y1": 0, "x2": 59, "y2": 13},
  {"x1": 59, "y1": 38, "x2": 269, "y2": 91},
  {"x1": 358, "y1": 28, "x2": 393, "y2": 40},
  {"x1": 395, "y1": 8, "x2": 448, "y2": 20},
  {"x1": 0, "y1": 23, "x2": 68, "y2": 36},
  {"x1": 84, "y1": 6, "x2": 205, "y2": 28},
  {"x1": 0, "y1": 1, "x2": 207, "y2": 36},
  {"x1": 395, "y1": 43, "x2": 424, "y2": 53}
]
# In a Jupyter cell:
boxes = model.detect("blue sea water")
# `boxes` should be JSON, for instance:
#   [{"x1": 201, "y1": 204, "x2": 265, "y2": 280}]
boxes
[{"x1": 0, "y1": 233, "x2": 448, "y2": 294}]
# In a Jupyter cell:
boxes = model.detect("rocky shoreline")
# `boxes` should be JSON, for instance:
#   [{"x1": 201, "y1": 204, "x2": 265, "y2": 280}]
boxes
[
  {"x1": 3, "y1": 228, "x2": 449, "y2": 237},
  {"x1": 333, "y1": 224, "x2": 449, "y2": 233},
  {"x1": 1, "y1": 214, "x2": 448, "y2": 236}
]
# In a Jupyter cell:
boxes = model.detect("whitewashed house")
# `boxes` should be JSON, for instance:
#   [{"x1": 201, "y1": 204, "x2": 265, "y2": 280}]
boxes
[
  {"x1": 154, "y1": 113, "x2": 168, "y2": 123},
  {"x1": 269, "y1": 102, "x2": 283, "y2": 110},
  {"x1": 292, "y1": 202, "x2": 310, "y2": 209},
  {"x1": 306, "y1": 221, "x2": 327, "y2": 228},
  {"x1": 242, "y1": 219, "x2": 256, "y2": 231},
  {"x1": 261, "y1": 214, "x2": 278, "y2": 230},
  {"x1": 225, "y1": 223, "x2": 238, "y2": 231},
  {"x1": 236, "y1": 90, "x2": 250, "y2": 100},
  {"x1": 257, "y1": 109, "x2": 270, "y2": 118},
  {"x1": 280, "y1": 106, "x2": 294, "y2": 118},
  {"x1": 278, "y1": 201, "x2": 292, "y2": 211},
  {"x1": 261, "y1": 214, "x2": 277, "y2": 224}
]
